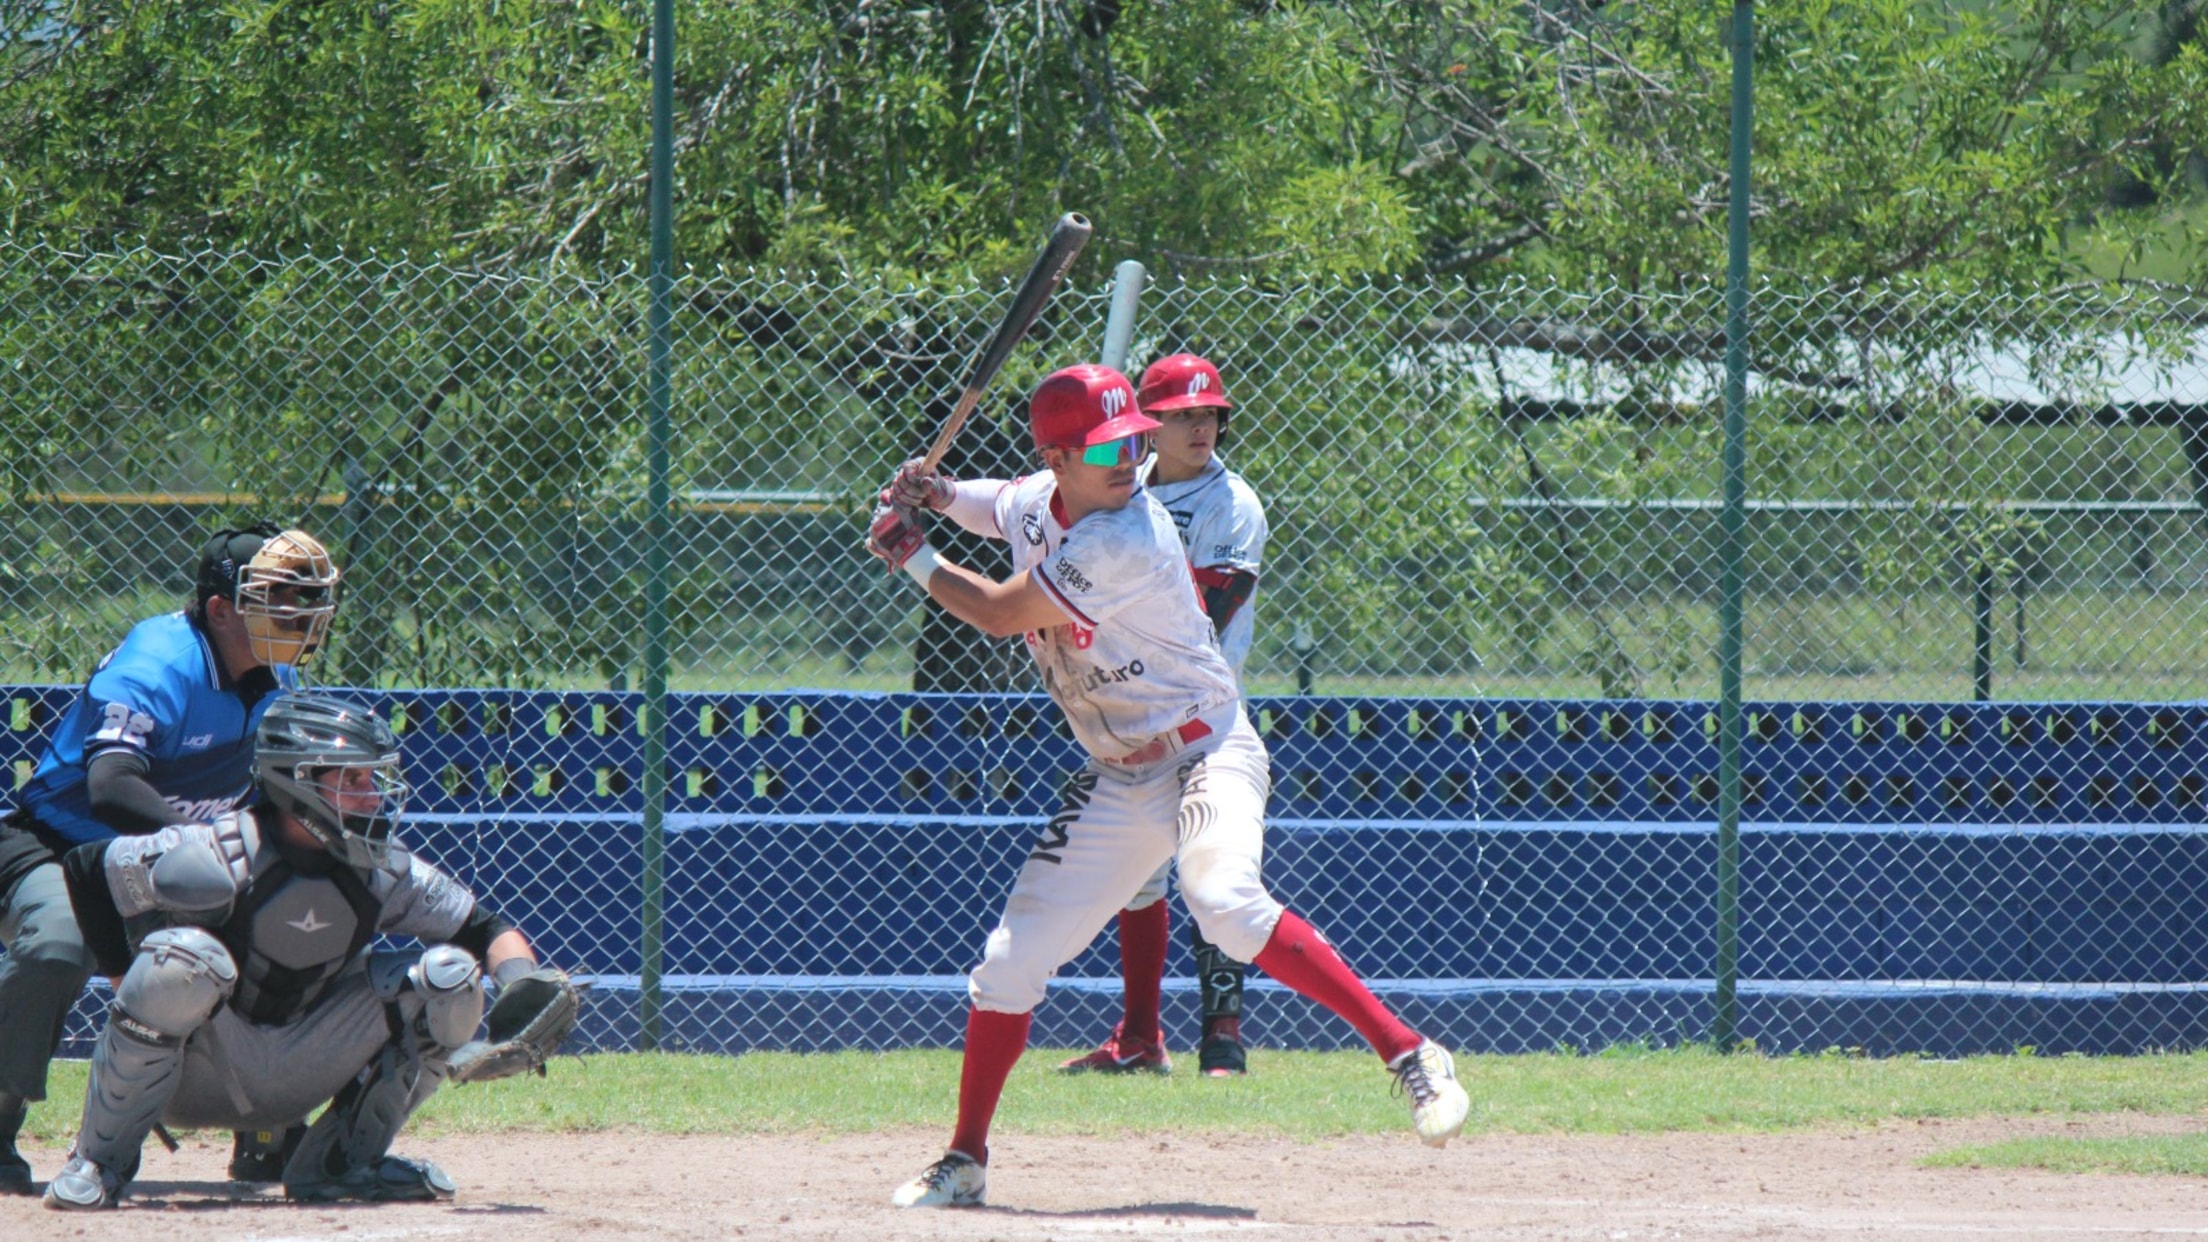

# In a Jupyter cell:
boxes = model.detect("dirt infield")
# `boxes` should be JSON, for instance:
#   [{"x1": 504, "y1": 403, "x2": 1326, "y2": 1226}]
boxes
[{"x1": 7, "y1": 1115, "x2": 2205, "y2": 1240}]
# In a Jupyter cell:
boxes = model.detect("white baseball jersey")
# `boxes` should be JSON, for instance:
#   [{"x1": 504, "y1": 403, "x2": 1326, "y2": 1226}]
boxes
[
  {"x1": 1140, "y1": 455, "x2": 1267, "y2": 677},
  {"x1": 985, "y1": 474, "x2": 1241, "y2": 760}
]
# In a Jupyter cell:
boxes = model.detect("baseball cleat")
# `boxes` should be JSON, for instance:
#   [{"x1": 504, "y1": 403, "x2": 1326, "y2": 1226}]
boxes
[
  {"x1": 43, "y1": 1152, "x2": 127, "y2": 1211},
  {"x1": 286, "y1": 1154, "x2": 457, "y2": 1203},
  {"x1": 1389, "y1": 1039, "x2": 1471, "y2": 1148},
  {"x1": 1198, "y1": 1032, "x2": 1248, "y2": 1077},
  {"x1": 891, "y1": 1149, "x2": 987, "y2": 1208},
  {"x1": 1057, "y1": 1022, "x2": 1172, "y2": 1075}
]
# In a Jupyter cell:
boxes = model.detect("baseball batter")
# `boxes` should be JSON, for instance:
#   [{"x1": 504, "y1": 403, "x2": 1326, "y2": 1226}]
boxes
[
  {"x1": 867, "y1": 363, "x2": 1469, "y2": 1209},
  {"x1": 0, "y1": 524, "x2": 338, "y2": 1193},
  {"x1": 1059, "y1": 353, "x2": 1267, "y2": 1078},
  {"x1": 41, "y1": 691, "x2": 575, "y2": 1209}
]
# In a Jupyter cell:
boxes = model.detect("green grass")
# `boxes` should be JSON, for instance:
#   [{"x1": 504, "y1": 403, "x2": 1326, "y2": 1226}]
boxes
[
  {"x1": 1925, "y1": 1135, "x2": 2208, "y2": 1177},
  {"x1": 21, "y1": 1047, "x2": 2208, "y2": 1146}
]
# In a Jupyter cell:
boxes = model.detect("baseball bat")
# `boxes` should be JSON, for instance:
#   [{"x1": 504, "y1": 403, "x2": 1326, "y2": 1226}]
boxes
[
  {"x1": 1099, "y1": 259, "x2": 1147, "y2": 373},
  {"x1": 918, "y1": 212, "x2": 1093, "y2": 474}
]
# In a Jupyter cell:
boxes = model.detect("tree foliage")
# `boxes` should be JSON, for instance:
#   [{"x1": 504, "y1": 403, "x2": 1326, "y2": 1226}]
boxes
[{"x1": 2, "y1": 1, "x2": 2199, "y2": 287}]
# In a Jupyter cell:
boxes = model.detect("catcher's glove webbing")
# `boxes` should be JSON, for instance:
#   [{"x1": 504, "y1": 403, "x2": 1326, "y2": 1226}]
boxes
[{"x1": 447, "y1": 967, "x2": 581, "y2": 1083}]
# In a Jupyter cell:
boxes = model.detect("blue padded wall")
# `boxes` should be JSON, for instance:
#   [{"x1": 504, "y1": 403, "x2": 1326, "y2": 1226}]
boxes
[{"x1": 12, "y1": 687, "x2": 2208, "y2": 1056}]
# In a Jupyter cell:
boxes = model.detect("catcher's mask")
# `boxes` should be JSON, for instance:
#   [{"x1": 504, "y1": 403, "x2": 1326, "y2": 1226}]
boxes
[
  {"x1": 198, "y1": 525, "x2": 341, "y2": 667},
  {"x1": 254, "y1": 692, "x2": 409, "y2": 871}
]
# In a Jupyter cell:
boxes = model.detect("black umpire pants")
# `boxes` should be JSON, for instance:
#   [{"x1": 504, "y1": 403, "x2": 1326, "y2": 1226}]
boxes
[{"x1": 0, "y1": 812, "x2": 95, "y2": 1101}]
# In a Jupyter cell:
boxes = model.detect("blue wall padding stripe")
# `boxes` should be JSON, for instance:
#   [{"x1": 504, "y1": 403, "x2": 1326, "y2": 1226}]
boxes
[{"x1": 13, "y1": 687, "x2": 2208, "y2": 1056}]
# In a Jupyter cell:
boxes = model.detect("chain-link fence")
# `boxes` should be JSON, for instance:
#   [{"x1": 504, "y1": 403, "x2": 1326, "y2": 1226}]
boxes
[
  {"x1": 5, "y1": 241, "x2": 2206, "y2": 701},
  {"x1": 6, "y1": 238, "x2": 2208, "y2": 1055}
]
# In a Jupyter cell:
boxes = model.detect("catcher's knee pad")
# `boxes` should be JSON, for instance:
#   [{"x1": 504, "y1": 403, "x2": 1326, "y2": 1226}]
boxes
[
  {"x1": 290, "y1": 952, "x2": 478, "y2": 1188},
  {"x1": 79, "y1": 928, "x2": 233, "y2": 1176},
  {"x1": 1174, "y1": 847, "x2": 1280, "y2": 966},
  {"x1": 370, "y1": 947, "x2": 484, "y2": 1052},
  {"x1": 116, "y1": 926, "x2": 237, "y2": 1038}
]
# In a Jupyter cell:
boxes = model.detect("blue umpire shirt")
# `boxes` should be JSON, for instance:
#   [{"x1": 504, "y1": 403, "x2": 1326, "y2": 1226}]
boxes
[{"x1": 19, "y1": 611, "x2": 301, "y2": 844}]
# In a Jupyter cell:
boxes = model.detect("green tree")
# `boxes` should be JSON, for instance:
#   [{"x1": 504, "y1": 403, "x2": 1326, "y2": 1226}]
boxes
[{"x1": 1348, "y1": 0, "x2": 2208, "y2": 288}]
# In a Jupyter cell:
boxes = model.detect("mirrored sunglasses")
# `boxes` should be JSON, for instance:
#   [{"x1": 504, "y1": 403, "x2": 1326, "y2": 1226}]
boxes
[{"x1": 1080, "y1": 434, "x2": 1151, "y2": 468}]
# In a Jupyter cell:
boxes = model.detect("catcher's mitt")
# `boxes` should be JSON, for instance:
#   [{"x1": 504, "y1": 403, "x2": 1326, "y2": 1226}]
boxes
[{"x1": 447, "y1": 966, "x2": 581, "y2": 1083}]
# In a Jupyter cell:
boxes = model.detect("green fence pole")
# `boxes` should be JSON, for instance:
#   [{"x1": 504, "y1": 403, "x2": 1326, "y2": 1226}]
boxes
[
  {"x1": 1715, "y1": 0, "x2": 1754, "y2": 1054},
  {"x1": 639, "y1": 0, "x2": 676, "y2": 1052}
]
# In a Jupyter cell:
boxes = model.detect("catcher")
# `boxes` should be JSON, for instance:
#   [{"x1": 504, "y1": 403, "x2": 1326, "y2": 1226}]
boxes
[{"x1": 41, "y1": 691, "x2": 580, "y2": 1209}]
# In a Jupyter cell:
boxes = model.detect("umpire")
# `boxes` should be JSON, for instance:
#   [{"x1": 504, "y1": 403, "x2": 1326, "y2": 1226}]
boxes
[{"x1": 0, "y1": 523, "x2": 338, "y2": 1193}]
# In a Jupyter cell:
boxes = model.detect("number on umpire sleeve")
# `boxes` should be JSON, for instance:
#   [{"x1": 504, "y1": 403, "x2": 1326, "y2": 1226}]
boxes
[{"x1": 95, "y1": 701, "x2": 157, "y2": 747}]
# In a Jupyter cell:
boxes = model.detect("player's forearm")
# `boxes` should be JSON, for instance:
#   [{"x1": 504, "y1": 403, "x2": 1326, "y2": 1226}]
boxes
[
  {"x1": 940, "y1": 479, "x2": 1007, "y2": 538},
  {"x1": 485, "y1": 928, "x2": 539, "y2": 986},
  {"x1": 924, "y1": 559, "x2": 1033, "y2": 637},
  {"x1": 85, "y1": 749, "x2": 180, "y2": 835},
  {"x1": 920, "y1": 560, "x2": 1075, "y2": 638}
]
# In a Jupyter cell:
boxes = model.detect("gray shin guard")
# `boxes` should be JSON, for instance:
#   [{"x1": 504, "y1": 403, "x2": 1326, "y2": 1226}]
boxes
[
  {"x1": 287, "y1": 948, "x2": 482, "y2": 1184},
  {"x1": 79, "y1": 928, "x2": 236, "y2": 1175}
]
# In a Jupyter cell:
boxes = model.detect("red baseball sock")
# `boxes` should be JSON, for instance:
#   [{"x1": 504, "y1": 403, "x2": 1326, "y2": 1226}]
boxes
[
  {"x1": 1118, "y1": 901, "x2": 1169, "y2": 1045},
  {"x1": 1252, "y1": 910, "x2": 1422, "y2": 1064},
  {"x1": 949, "y1": 1007, "x2": 1032, "y2": 1164}
]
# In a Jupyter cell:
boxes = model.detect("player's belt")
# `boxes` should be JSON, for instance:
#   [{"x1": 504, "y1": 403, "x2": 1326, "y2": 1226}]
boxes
[{"x1": 1101, "y1": 717, "x2": 1214, "y2": 767}]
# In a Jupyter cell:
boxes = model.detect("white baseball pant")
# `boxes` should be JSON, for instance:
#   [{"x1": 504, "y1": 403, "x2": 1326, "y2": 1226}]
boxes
[{"x1": 968, "y1": 702, "x2": 1281, "y2": 1014}]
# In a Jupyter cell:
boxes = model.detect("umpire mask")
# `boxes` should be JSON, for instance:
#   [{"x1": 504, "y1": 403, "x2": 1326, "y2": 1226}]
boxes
[
  {"x1": 235, "y1": 529, "x2": 341, "y2": 668},
  {"x1": 255, "y1": 692, "x2": 410, "y2": 871}
]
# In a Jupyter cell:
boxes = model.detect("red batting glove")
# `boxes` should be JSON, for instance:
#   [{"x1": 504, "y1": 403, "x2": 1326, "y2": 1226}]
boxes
[
  {"x1": 885, "y1": 457, "x2": 956, "y2": 511},
  {"x1": 866, "y1": 500, "x2": 931, "y2": 572}
]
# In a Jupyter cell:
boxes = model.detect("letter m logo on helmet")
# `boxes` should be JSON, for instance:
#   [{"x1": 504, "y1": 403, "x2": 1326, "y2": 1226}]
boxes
[
  {"x1": 1029, "y1": 363, "x2": 1159, "y2": 451},
  {"x1": 1137, "y1": 353, "x2": 1236, "y2": 445},
  {"x1": 1137, "y1": 354, "x2": 1233, "y2": 414}
]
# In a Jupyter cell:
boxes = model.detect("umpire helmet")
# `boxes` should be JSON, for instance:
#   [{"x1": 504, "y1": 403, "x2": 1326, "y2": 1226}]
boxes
[
  {"x1": 196, "y1": 525, "x2": 341, "y2": 669},
  {"x1": 254, "y1": 692, "x2": 409, "y2": 871}
]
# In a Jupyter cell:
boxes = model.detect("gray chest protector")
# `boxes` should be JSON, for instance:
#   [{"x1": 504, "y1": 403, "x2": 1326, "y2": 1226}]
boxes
[{"x1": 219, "y1": 860, "x2": 380, "y2": 1024}]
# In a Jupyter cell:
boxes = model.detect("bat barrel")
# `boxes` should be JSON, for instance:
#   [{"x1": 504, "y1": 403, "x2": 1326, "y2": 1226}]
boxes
[
  {"x1": 914, "y1": 213, "x2": 1094, "y2": 475},
  {"x1": 1100, "y1": 260, "x2": 1146, "y2": 373}
]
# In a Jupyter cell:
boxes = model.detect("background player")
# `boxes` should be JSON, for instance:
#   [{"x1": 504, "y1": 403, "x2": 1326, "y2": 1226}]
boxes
[
  {"x1": 867, "y1": 363, "x2": 1469, "y2": 1208},
  {"x1": 43, "y1": 691, "x2": 575, "y2": 1208},
  {"x1": 0, "y1": 524, "x2": 338, "y2": 1193},
  {"x1": 1057, "y1": 353, "x2": 1267, "y2": 1078}
]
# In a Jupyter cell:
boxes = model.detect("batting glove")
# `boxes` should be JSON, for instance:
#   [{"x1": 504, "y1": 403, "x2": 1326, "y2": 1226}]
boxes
[
  {"x1": 866, "y1": 500, "x2": 938, "y2": 585},
  {"x1": 885, "y1": 457, "x2": 957, "y2": 512}
]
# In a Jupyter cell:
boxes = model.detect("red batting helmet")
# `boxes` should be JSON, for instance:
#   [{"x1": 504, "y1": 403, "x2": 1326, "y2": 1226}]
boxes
[
  {"x1": 1029, "y1": 364, "x2": 1159, "y2": 452},
  {"x1": 1137, "y1": 353, "x2": 1235, "y2": 445}
]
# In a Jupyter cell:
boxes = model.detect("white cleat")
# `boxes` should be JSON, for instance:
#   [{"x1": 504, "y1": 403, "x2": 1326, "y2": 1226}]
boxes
[
  {"x1": 1389, "y1": 1039, "x2": 1471, "y2": 1148},
  {"x1": 891, "y1": 1149, "x2": 987, "y2": 1208}
]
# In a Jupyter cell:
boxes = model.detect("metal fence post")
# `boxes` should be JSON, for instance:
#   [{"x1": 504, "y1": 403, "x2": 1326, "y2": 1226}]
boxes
[
  {"x1": 638, "y1": 0, "x2": 676, "y2": 1052},
  {"x1": 1973, "y1": 557, "x2": 1995, "y2": 701},
  {"x1": 1714, "y1": 0, "x2": 1754, "y2": 1053}
]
